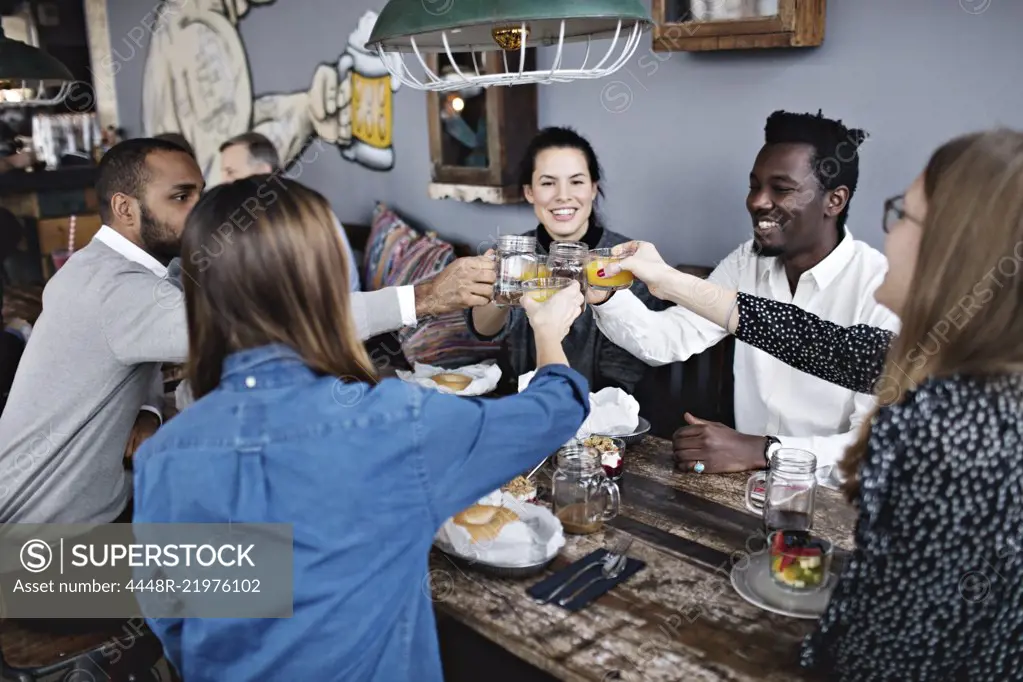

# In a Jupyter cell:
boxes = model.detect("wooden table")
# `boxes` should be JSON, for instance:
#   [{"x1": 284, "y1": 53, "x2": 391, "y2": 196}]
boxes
[{"x1": 429, "y1": 436, "x2": 856, "y2": 682}]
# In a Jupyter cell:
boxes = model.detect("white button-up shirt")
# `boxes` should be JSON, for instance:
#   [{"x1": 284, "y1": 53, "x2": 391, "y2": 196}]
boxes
[{"x1": 592, "y1": 230, "x2": 900, "y2": 486}]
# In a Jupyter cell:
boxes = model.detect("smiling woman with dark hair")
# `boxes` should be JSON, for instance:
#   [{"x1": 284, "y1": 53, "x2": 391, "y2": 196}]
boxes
[
  {"x1": 132, "y1": 175, "x2": 591, "y2": 682},
  {"x1": 466, "y1": 126, "x2": 663, "y2": 393}
]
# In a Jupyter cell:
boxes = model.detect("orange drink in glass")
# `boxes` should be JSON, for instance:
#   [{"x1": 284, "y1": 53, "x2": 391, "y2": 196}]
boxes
[
  {"x1": 586, "y1": 248, "x2": 634, "y2": 291},
  {"x1": 521, "y1": 277, "x2": 573, "y2": 303}
]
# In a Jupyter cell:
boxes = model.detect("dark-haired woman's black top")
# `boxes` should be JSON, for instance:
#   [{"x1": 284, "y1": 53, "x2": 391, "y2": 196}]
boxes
[{"x1": 733, "y1": 292, "x2": 1023, "y2": 682}]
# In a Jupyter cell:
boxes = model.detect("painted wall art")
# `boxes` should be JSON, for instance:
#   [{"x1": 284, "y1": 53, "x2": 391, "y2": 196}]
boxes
[{"x1": 141, "y1": 0, "x2": 401, "y2": 184}]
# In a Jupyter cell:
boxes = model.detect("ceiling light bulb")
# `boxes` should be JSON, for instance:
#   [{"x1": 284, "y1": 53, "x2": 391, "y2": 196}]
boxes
[{"x1": 491, "y1": 26, "x2": 529, "y2": 51}]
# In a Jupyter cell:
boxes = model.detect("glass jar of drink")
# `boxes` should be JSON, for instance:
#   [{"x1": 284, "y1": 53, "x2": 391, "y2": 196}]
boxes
[
  {"x1": 586, "y1": 247, "x2": 635, "y2": 291},
  {"x1": 552, "y1": 442, "x2": 621, "y2": 534},
  {"x1": 521, "y1": 277, "x2": 573, "y2": 303},
  {"x1": 744, "y1": 448, "x2": 818, "y2": 532},
  {"x1": 494, "y1": 235, "x2": 539, "y2": 307},
  {"x1": 546, "y1": 241, "x2": 589, "y2": 294}
]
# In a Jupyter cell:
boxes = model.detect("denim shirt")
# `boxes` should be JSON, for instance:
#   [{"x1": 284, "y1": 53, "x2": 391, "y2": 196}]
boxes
[{"x1": 132, "y1": 344, "x2": 589, "y2": 682}]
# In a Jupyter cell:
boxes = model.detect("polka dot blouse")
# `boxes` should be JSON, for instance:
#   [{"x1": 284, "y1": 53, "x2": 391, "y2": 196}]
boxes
[
  {"x1": 735, "y1": 292, "x2": 1023, "y2": 681},
  {"x1": 734, "y1": 291, "x2": 895, "y2": 395}
]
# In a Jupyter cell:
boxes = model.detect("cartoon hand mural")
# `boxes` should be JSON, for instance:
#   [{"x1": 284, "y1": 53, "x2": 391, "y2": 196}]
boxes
[
  {"x1": 307, "y1": 63, "x2": 352, "y2": 146},
  {"x1": 142, "y1": 3, "x2": 400, "y2": 181}
]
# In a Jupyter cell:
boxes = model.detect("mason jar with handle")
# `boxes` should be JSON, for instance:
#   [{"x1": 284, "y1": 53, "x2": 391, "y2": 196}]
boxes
[
  {"x1": 744, "y1": 448, "x2": 818, "y2": 532},
  {"x1": 546, "y1": 241, "x2": 589, "y2": 294},
  {"x1": 551, "y1": 442, "x2": 620, "y2": 535},
  {"x1": 494, "y1": 235, "x2": 539, "y2": 307}
]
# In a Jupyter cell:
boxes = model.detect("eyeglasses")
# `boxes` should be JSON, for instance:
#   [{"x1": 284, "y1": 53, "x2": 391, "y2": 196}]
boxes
[{"x1": 883, "y1": 194, "x2": 924, "y2": 233}]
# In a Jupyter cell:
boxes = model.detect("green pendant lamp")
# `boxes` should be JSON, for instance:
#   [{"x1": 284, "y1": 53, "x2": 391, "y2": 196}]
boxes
[
  {"x1": 0, "y1": 25, "x2": 74, "y2": 106},
  {"x1": 367, "y1": 0, "x2": 652, "y2": 91}
]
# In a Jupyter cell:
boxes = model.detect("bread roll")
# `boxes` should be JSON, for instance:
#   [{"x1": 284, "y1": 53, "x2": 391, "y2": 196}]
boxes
[
  {"x1": 455, "y1": 504, "x2": 498, "y2": 525},
  {"x1": 452, "y1": 504, "x2": 520, "y2": 543},
  {"x1": 432, "y1": 372, "x2": 473, "y2": 391}
]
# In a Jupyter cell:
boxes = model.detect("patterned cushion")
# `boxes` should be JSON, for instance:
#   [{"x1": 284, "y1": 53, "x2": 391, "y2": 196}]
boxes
[
  {"x1": 363, "y1": 202, "x2": 500, "y2": 369},
  {"x1": 387, "y1": 233, "x2": 454, "y2": 287},
  {"x1": 401, "y1": 310, "x2": 502, "y2": 368},
  {"x1": 363, "y1": 203, "x2": 418, "y2": 290}
]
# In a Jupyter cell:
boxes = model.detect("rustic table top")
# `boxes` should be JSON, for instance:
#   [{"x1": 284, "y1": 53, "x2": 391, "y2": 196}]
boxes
[{"x1": 428, "y1": 435, "x2": 857, "y2": 682}]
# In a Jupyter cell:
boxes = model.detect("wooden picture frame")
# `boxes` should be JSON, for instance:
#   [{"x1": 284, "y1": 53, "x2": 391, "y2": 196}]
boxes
[
  {"x1": 651, "y1": 0, "x2": 826, "y2": 52},
  {"x1": 425, "y1": 50, "x2": 538, "y2": 204}
]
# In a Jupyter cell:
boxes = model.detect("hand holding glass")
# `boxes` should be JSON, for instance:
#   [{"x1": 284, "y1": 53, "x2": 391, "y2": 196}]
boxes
[
  {"x1": 521, "y1": 277, "x2": 574, "y2": 302},
  {"x1": 587, "y1": 246, "x2": 636, "y2": 291}
]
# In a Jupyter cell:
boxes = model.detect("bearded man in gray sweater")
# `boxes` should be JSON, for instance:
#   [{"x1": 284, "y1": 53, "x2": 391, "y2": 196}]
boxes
[{"x1": 0, "y1": 138, "x2": 495, "y2": 525}]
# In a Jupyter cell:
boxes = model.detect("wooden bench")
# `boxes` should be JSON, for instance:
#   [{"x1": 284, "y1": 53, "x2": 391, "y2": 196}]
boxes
[{"x1": 0, "y1": 617, "x2": 168, "y2": 682}]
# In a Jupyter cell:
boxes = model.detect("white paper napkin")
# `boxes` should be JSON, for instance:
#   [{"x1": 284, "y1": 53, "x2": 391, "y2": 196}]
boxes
[
  {"x1": 175, "y1": 379, "x2": 195, "y2": 412},
  {"x1": 434, "y1": 492, "x2": 565, "y2": 567},
  {"x1": 518, "y1": 371, "x2": 640, "y2": 439},
  {"x1": 396, "y1": 361, "x2": 502, "y2": 396}
]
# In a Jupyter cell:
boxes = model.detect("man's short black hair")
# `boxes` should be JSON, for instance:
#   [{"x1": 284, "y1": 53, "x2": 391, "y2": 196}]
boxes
[
  {"x1": 219, "y1": 131, "x2": 281, "y2": 172},
  {"x1": 764, "y1": 110, "x2": 868, "y2": 231},
  {"x1": 95, "y1": 137, "x2": 192, "y2": 225},
  {"x1": 153, "y1": 132, "x2": 196, "y2": 159}
]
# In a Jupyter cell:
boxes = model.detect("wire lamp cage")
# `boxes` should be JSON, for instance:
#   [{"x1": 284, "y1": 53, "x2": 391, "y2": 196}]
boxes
[
  {"x1": 0, "y1": 26, "x2": 74, "y2": 107},
  {"x1": 367, "y1": 0, "x2": 653, "y2": 92}
]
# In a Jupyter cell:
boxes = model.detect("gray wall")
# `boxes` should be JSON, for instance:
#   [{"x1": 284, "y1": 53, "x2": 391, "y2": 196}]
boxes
[{"x1": 108, "y1": 0, "x2": 1022, "y2": 267}]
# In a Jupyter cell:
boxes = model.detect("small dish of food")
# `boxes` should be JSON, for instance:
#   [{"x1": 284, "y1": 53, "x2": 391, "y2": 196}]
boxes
[
  {"x1": 502, "y1": 475, "x2": 537, "y2": 503},
  {"x1": 582, "y1": 436, "x2": 625, "y2": 480},
  {"x1": 768, "y1": 530, "x2": 833, "y2": 592},
  {"x1": 435, "y1": 499, "x2": 565, "y2": 578}
]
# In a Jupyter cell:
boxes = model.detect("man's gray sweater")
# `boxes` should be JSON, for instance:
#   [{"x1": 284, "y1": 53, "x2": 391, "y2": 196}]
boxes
[{"x1": 0, "y1": 240, "x2": 187, "y2": 523}]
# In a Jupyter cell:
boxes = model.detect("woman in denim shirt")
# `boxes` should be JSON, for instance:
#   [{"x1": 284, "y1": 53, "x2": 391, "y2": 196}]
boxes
[{"x1": 132, "y1": 177, "x2": 590, "y2": 682}]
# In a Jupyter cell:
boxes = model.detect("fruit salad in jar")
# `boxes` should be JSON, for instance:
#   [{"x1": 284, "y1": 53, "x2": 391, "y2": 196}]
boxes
[
  {"x1": 768, "y1": 530, "x2": 833, "y2": 591},
  {"x1": 583, "y1": 436, "x2": 624, "y2": 480}
]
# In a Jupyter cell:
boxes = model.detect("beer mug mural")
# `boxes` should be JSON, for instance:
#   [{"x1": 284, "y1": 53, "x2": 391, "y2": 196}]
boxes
[
  {"x1": 337, "y1": 11, "x2": 402, "y2": 171},
  {"x1": 141, "y1": 2, "x2": 401, "y2": 185}
]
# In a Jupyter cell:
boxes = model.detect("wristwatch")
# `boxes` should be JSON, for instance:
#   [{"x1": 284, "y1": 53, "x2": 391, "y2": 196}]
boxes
[{"x1": 763, "y1": 435, "x2": 781, "y2": 465}]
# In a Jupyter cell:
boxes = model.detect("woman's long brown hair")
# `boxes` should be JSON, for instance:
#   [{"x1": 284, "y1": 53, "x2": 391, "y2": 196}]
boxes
[
  {"x1": 180, "y1": 175, "x2": 376, "y2": 399},
  {"x1": 840, "y1": 129, "x2": 1023, "y2": 502}
]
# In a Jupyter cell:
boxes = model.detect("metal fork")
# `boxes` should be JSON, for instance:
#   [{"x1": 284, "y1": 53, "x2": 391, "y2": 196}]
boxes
[
  {"x1": 536, "y1": 535, "x2": 633, "y2": 605},
  {"x1": 558, "y1": 549, "x2": 630, "y2": 606}
]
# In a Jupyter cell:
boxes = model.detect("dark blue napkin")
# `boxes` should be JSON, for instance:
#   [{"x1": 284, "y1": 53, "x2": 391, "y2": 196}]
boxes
[{"x1": 527, "y1": 549, "x2": 645, "y2": 612}]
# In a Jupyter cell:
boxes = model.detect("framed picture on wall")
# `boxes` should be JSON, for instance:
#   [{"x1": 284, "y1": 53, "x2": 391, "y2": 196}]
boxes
[
  {"x1": 425, "y1": 50, "x2": 538, "y2": 204},
  {"x1": 652, "y1": 0, "x2": 826, "y2": 52}
]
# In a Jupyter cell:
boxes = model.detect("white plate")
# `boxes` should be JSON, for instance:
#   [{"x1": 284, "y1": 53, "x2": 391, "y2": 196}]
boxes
[{"x1": 730, "y1": 552, "x2": 836, "y2": 619}]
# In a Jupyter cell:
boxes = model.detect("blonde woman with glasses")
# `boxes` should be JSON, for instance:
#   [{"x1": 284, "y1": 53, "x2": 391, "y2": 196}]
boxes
[{"x1": 595, "y1": 129, "x2": 1023, "y2": 681}]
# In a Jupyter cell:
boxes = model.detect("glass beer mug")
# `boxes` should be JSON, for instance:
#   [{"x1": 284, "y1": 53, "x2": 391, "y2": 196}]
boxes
[
  {"x1": 744, "y1": 448, "x2": 818, "y2": 532},
  {"x1": 552, "y1": 442, "x2": 620, "y2": 535},
  {"x1": 546, "y1": 241, "x2": 589, "y2": 294},
  {"x1": 494, "y1": 235, "x2": 539, "y2": 307}
]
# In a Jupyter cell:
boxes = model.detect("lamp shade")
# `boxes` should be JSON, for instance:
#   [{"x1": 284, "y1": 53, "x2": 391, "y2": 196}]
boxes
[
  {"x1": 368, "y1": 0, "x2": 652, "y2": 53},
  {"x1": 0, "y1": 28, "x2": 74, "y2": 87}
]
